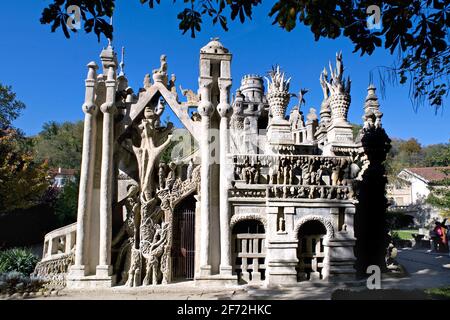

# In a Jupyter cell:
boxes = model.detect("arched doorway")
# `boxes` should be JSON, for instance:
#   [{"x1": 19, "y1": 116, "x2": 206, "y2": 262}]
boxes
[
  {"x1": 231, "y1": 219, "x2": 266, "y2": 284},
  {"x1": 171, "y1": 194, "x2": 196, "y2": 281},
  {"x1": 296, "y1": 220, "x2": 327, "y2": 281}
]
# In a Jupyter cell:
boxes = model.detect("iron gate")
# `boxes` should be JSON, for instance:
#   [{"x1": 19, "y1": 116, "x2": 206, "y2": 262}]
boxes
[{"x1": 172, "y1": 209, "x2": 195, "y2": 280}]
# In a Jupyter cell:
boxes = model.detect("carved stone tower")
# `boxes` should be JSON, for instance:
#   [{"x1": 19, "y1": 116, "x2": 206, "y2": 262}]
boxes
[
  {"x1": 196, "y1": 38, "x2": 234, "y2": 283},
  {"x1": 67, "y1": 44, "x2": 118, "y2": 288}
]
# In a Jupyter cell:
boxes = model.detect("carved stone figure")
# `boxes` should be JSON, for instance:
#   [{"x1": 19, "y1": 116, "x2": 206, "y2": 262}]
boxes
[
  {"x1": 112, "y1": 184, "x2": 140, "y2": 284},
  {"x1": 165, "y1": 162, "x2": 177, "y2": 190},
  {"x1": 241, "y1": 157, "x2": 252, "y2": 184},
  {"x1": 126, "y1": 248, "x2": 142, "y2": 287},
  {"x1": 268, "y1": 161, "x2": 275, "y2": 185},
  {"x1": 278, "y1": 217, "x2": 285, "y2": 232},
  {"x1": 180, "y1": 86, "x2": 200, "y2": 105},
  {"x1": 142, "y1": 222, "x2": 169, "y2": 285},
  {"x1": 144, "y1": 74, "x2": 151, "y2": 89},
  {"x1": 158, "y1": 162, "x2": 166, "y2": 190},
  {"x1": 168, "y1": 74, "x2": 178, "y2": 100},
  {"x1": 186, "y1": 158, "x2": 194, "y2": 180},
  {"x1": 331, "y1": 163, "x2": 341, "y2": 186},
  {"x1": 252, "y1": 160, "x2": 261, "y2": 184},
  {"x1": 153, "y1": 54, "x2": 168, "y2": 84}
]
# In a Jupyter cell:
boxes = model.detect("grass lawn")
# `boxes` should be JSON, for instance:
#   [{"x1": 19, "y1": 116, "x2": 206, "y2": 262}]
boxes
[
  {"x1": 425, "y1": 286, "x2": 450, "y2": 299},
  {"x1": 332, "y1": 287, "x2": 450, "y2": 300},
  {"x1": 392, "y1": 229, "x2": 419, "y2": 240}
]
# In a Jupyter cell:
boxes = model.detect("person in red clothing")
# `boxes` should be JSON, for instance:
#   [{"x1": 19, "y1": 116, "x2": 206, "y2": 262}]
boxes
[{"x1": 433, "y1": 219, "x2": 448, "y2": 252}]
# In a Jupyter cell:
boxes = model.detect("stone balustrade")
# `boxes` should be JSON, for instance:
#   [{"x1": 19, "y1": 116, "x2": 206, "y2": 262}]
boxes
[
  {"x1": 232, "y1": 233, "x2": 266, "y2": 283},
  {"x1": 34, "y1": 223, "x2": 77, "y2": 287},
  {"x1": 42, "y1": 223, "x2": 77, "y2": 261}
]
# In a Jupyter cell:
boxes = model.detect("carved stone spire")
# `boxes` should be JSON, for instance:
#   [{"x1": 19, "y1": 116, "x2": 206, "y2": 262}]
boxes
[
  {"x1": 319, "y1": 67, "x2": 331, "y2": 125},
  {"x1": 325, "y1": 52, "x2": 351, "y2": 125},
  {"x1": 363, "y1": 84, "x2": 383, "y2": 129},
  {"x1": 265, "y1": 65, "x2": 291, "y2": 121},
  {"x1": 364, "y1": 84, "x2": 380, "y2": 113},
  {"x1": 119, "y1": 47, "x2": 125, "y2": 76}
]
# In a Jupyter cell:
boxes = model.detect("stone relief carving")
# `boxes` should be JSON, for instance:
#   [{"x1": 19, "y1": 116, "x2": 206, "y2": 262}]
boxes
[
  {"x1": 179, "y1": 85, "x2": 200, "y2": 105},
  {"x1": 234, "y1": 155, "x2": 361, "y2": 193},
  {"x1": 33, "y1": 253, "x2": 75, "y2": 288},
  {"x1": 142, "y1": 222, "x2": 169, "y2": 285},
  {"x1": 116, "y1": 95, "x2": 175, "y2": 287},
  {"x1": 152, "y1": 54, "x2": 168, "y2": 84},
  {"x1": 111, "y1": 184, "x2": 140, "y2": 285}
]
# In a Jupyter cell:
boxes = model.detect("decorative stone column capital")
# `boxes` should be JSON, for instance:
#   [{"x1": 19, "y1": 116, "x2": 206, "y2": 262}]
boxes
[
  {"x1": 217, "y1": 102, "x2": 232, "y2": 118},
  {"x1": 198, "y1": 101, "x2": 214, "y2": 117},
  {"x1": 100, "y1": 101, "x2": 116, "y2": 114},
  {"x1": 82, "y1": 102, "x2": 98, "y2": 115}
]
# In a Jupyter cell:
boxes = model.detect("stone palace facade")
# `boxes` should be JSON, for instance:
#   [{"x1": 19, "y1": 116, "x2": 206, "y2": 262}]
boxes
[{"x1": 34, "y1": 39, "x2": 390, "y2": 288}]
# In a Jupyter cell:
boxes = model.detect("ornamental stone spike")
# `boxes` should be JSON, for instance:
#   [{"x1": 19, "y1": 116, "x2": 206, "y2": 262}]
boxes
[
  {"x1": 325, "y1": 52, "x2": 351, "y2": 125},
  {"x1": 119, "y1": 47, "x2": 125, "y2": 76},
  {"x1": 266, "y1": 65, "x2": 291, "y2": 121}
]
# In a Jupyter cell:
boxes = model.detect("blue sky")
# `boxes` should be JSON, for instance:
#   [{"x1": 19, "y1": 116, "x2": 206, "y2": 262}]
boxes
[{"x1": 1, "y1": 1, "x2": 449, "y2": 145}]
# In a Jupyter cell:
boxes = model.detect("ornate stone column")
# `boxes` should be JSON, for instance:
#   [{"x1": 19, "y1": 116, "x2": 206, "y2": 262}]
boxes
[
  {"x1": 97, "y1": 63, "x2": 117, "y2": 278},
  {"x1": 198, "y1": 74, "x2": 214, "y2": 277},
  {"x1": 217, "y1": 77, "x2": 232, "y2": 276},
  {"x1": 69, "y1": 62, "x2": 99, "y2": 277}
]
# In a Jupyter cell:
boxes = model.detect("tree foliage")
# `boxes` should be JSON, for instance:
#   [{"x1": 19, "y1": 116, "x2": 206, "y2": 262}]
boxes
[
  {"x1": 0, "y1": 83, "x2": 25, "y2": 130},
  {"x1": 426, "y1": 170, "x2": 450, "y2": 218},
  {"x1": 386, "y1": 138, "x2": 450, "y2": 180},
  {"x1": 53, "y1": 176, "x2": 79, "y2": 226},
  {"x1": 33, "y1": 121, "x2": 84, "y2": 169},
  {"x1": 0, "y1": 129, "x2": 49, "y2": 214},
  {"x1": 40, "y1": 1, "x2": 450, "y2": 110}
]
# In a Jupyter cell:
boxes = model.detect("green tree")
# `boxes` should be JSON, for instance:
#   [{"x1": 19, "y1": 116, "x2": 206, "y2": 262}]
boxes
[
  {"x1": 0, "y1": 83, "x2": 25, "y2": 130},
  {"x1": 0, "y1": 129, "x2": 49, "y2": 214},
  {"x1": 426, "y1": 169, "x2": 450, "y2": 218},
  {"x1": 33, "y1": 121, "x2": 84, "y2": 169},
  {"x1": 54, "y1": 175, "x2": 79, "y2": 226},
  {"x1": 399, "y1": 138, "x2": 422, "y2": 155},
  {"x1": 423, "y1": 142, "x2": 450, "y2": 167},
  {"x1": 41, "y1": 1, "x2": 450, "y2": 110}
]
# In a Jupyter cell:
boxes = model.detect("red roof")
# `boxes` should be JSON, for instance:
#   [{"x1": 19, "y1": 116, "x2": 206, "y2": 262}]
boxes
[{"x1": 405, "y1": 167, "x2": 450, "y2": 183}]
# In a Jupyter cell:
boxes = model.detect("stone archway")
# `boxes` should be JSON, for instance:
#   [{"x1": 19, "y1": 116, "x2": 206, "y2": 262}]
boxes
[
  {"x1": 294, "y1": 215, "x2": 335, "y2": 241},
  {"x1": 294, "y1": 215, "x2": 334, "y2": 281},
  {"x1": 171, "y1": 194, "x2": 196, "y2": 281}
]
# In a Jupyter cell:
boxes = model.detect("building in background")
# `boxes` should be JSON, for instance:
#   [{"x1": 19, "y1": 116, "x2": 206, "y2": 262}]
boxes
[
  {"x1": 48, "y1": 168, "x2": 77, "y2": 188},
  {"x1": 388, "y1": 166, "x2": 450, "y2": 226}
]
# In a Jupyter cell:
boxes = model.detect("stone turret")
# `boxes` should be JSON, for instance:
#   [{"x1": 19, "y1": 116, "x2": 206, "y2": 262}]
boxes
[
  {"x1": 240, "y1": 74, "x2": 264, "y2": 102},
  {"x1": 363, "y1": 84, "x2": 383, "y2": 129}
]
